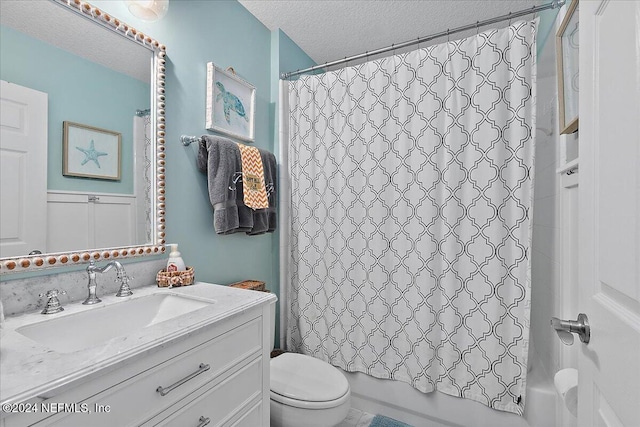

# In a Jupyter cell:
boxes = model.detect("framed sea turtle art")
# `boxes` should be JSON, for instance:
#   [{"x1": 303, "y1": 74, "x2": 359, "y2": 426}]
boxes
[{"x1": 206, "y1": 63, "x2": 256, "y2": 142}]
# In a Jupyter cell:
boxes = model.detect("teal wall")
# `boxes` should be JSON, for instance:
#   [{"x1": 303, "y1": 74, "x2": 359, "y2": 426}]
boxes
[
  {"x1": 88, "y1": 2, "x2": 314, "y2": 335},
  {"x1": 270, "y1": 29, "x2": 316, "y2": 148},
  {"x1": 0, "y1": 26, "x2": 149, "y2": 195},
  {"x1": 92, "y1": 0, "x2": 274, "y2": 287},
  {"x1": 538, "y1": 9, "x2": 561, "y2": 58},
  {"x1": 269, "y1": 29, "x2": 316, "y2": 345}
]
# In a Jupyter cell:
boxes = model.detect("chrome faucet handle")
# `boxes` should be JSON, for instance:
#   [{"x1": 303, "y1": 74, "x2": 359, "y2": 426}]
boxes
[
  {"x1": 115, "y1": 273, "x2": 134, "y2": 297},
  {"x1": 83, "y1": 260, "x2": 102, "y2": 305},
  {"x1": 39, "y1": 289, "x2": 66, "y2": 315}
]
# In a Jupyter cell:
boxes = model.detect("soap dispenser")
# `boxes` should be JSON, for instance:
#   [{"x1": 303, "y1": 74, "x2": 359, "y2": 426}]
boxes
[{"x1": 166, "y1": 244, "x2": 186, "y2": 272}]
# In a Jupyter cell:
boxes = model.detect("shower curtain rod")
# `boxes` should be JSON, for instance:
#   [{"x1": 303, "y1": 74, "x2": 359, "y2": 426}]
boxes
[{"x1": 281, "y1": 0, "x2": 565, "y2": 80}]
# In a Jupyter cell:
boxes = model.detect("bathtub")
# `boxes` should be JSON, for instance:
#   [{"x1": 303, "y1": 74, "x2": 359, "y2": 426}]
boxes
[{"x1": 340, "y1": 353, "x2": 556, "y2": 427}]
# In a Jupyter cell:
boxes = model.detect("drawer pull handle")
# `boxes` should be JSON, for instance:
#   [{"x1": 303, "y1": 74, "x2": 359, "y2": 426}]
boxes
[
  {"x1": 197, "y1": 416, "x2": 211, "y2": 427},
  {"x1": 156, "y1": 363, "x2": 210, "y2": 396}
]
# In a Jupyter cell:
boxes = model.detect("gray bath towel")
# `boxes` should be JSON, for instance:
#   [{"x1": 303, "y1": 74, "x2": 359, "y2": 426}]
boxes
[
  {"x1": 197, "y1": 135, "x2": 253, "y2": 234},
  {"x1": 247, "y1": 149, "x2": 277, "y2": 235},
  {"x1": 265, "y1": 149, "x2": 277, "y2": 233}
]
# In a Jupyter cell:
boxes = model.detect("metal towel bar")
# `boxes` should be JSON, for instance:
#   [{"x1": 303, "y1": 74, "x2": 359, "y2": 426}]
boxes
[{"x1": 180, "y1": 135, "x2": 203, "y2": 146}]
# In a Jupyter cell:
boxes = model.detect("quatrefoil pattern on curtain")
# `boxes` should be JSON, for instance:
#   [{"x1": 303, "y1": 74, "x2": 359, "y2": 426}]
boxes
[{"x1": 285, "y1": 20, "x2": 537, "y2": 415}]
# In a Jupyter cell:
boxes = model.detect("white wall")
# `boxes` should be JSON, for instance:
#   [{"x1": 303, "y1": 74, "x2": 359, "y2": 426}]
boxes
[
  {"x1": 530, "y1": 6, "x2": 581, "y2": 426},
  {"x1": 530, "y1": 24, "x2": 562, "y2": 384}
]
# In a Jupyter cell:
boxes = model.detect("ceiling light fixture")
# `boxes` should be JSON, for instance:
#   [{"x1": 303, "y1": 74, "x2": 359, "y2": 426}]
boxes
[{"x1": 125, "y1": 0, "x2": 169, "y2": 22}]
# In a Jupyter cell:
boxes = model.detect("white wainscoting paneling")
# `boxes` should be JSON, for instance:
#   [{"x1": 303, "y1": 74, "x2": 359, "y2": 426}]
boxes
[{"x1": 47, "y1": 191, "x2": 137, "y2": 253}]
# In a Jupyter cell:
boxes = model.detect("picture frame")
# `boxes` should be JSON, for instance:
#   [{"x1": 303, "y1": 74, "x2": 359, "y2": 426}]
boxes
[
  {"x1": 63, "y1": 121, "x2": 121, "y2": 180},
  {"x1": 206, "y1": 62, "x2": 256, "y2": 142},
  {"x1": 556, "y1": 0, "x2": 579, "y2": 134}
]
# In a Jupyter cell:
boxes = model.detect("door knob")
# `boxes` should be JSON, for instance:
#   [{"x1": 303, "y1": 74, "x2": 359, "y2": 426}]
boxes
[{"x1": 551, "y1": 313, "x2": 590, "y2": 344}]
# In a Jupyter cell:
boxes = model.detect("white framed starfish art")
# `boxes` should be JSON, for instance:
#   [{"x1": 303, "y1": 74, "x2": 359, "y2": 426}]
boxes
[
  {"x1": 205, "y1": 62, "x2": 256, "y2": 142},
  {"x1": 63, "y1": 121, "x2": 121, "y2": 180}
]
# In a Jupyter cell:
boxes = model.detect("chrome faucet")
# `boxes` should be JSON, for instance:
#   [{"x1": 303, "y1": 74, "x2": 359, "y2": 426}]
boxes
[
  {"x1": 39, "y1": 289, "x2": 66, "y2": 314},
  {"x1": 83, "y1": 260, "x2": 133, "y2": 305}
]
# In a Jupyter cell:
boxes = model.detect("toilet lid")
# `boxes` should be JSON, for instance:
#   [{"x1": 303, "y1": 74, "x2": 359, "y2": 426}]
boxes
[{"x1": 270, "y1": 353, "x2": 349, "y2": 404}]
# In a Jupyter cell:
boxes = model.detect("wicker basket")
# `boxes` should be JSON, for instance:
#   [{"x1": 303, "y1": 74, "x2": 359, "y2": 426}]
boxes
[
  {"x1": 156, "y1": 266, "x2": 195, "y2": 288},
  {"x1": 229, "y1": 279, "x2": 266, "y2": 292}
]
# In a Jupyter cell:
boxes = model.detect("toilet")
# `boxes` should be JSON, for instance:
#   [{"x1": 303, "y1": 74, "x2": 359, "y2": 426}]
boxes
[{"x1": 269, "y1": 306, "x2": 351, "y2": 427}]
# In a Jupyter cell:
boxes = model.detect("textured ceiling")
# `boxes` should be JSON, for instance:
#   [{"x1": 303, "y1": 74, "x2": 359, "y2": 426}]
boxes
[
  {"x1": 2, "y1": 1, "x2": 550, "y2": 82},
  {"x1": 239, "y1": 0, "x2": 549, "y2": 67},
  {"x1": 1, "y1": 0, "x2": 151, "y2": 83}
]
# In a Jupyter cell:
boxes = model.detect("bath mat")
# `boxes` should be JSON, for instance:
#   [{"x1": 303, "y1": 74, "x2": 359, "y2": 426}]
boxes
[{"x1": 368, "y1": 415, "x2": 413, "y2": 427}]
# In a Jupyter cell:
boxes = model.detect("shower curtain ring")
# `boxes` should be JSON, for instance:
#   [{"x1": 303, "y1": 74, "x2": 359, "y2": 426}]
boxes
[
  {"x1": 508, "y1": 12, "x2": 512, "y2": 26},
  {"x1": 476, "y1": 21, "x2": 480, "y2": 35},
  {"x1": 447, "y1": 29, "x2": 450, "y2": 42}
]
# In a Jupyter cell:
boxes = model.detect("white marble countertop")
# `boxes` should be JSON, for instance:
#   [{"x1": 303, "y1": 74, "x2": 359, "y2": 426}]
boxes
[{"x1": 0, "y1": 282, "x2": 276, "y2": 406}]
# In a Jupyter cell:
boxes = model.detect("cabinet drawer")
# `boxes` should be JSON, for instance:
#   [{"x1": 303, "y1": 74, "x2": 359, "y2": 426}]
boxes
[
  {"x1": 150, "y1": 358, "x2": 262, "y2": 427},
  {"x1": 38, "y1": 318, "x2": 261, "y2": 427},
  {"x1": 225, "y1": 401, "x2": 262, "y2": 427}
]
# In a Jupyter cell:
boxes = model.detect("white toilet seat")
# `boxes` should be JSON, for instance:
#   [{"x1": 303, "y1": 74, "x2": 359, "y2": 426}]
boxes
[
  {"x1": 270, "y1": 353, "x2": 350, "y2": 410},
  {"x1": 270, "y1": 388, "x2": 350, "y2": 410}
]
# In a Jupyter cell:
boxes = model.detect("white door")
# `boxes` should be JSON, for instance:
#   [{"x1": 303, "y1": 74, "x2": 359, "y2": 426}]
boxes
[
  {"x1": 578, "y1": 1, "x2": 640, "y2": 426},
  {"x1": 0, "y1": 80, "x2": 48, "y2": 257}
]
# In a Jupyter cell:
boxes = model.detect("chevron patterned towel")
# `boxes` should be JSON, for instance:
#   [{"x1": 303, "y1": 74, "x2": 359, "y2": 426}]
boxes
[{"x1": 236, "y1": 143, "x2": 269, "y2": 209}]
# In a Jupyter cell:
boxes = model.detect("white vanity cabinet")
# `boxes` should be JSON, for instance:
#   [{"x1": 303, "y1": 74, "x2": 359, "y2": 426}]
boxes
[{"x1": 1, "y1": 300, "x2": 272, "y2": 427}]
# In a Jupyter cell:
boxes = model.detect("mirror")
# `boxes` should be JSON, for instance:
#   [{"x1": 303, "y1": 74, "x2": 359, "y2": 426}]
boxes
[
  {"x1": 0, "y1": 0, "x2": 166, "y2": 273},
  {"x1": 556, "y1": 0, "x2": 579, "y2": 135}
]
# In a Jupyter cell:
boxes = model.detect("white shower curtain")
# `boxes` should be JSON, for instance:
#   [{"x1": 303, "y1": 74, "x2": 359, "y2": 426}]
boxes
[
  {"x1": 282, "y1": 20, "x2": 537, "y2": 415},
  {"x1": 133, "y1": 114, "x2": 152, "y2": 244}
]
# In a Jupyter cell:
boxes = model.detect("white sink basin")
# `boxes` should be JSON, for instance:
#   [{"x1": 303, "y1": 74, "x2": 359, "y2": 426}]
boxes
[{"x1": 16, "y1": 293, "x2": 214, "y2": 353}]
